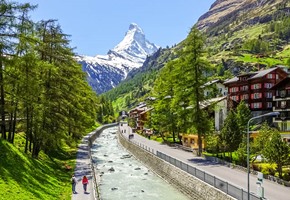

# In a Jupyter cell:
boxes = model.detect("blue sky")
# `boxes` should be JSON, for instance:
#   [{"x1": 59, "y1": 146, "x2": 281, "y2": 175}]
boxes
[{"x1": 17, "y1": 0, "x2": 215, "y2": 56}]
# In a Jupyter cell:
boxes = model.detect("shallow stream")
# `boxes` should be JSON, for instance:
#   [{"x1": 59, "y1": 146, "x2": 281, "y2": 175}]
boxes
[{"x1": 91, "y1": 126, "x2": 189, "y2": 200}]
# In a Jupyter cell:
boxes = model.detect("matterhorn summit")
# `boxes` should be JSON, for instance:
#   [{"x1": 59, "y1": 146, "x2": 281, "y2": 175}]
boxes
[{"x1": 77, "y1": 23, "x2": 159, "y2": 94}]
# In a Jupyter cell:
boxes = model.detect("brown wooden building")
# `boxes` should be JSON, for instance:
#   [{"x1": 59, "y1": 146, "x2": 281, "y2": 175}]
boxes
[
  {"x1": 224, "y1": 67, "x2": 288, "y2": 116},
  {"x1": 272, "y1": 76, "x2": 290, "y2": 133}
]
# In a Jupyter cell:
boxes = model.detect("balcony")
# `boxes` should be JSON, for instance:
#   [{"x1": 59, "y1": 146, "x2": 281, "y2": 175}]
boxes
[
  {"x1": 273, "y1": 106, "x2": 290, "y2": 112},
  {"x1": 274, "y1": 117, "x2": 290, "y2": 122},
  {"x1": 273, "y1": 91, "x2": 290, "y2": 101}
]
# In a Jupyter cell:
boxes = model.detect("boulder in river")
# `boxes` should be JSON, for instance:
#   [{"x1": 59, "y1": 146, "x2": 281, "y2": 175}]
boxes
[{"x1": 108, "y1": 167, "x2": 115, "y2": 172}]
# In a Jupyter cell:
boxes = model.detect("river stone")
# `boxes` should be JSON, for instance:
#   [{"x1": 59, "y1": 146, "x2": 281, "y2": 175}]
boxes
[{"x1": 108, "y1": 167, "x2": 115, "y2": 172}]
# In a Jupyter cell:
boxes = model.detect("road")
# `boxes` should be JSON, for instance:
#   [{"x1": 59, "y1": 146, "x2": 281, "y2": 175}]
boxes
[{"x1": 120, "y1": 123, "x2": 290, "y2": 200}]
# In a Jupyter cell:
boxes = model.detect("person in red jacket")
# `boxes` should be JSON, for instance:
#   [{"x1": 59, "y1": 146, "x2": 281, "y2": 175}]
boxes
[{"x1": 82, "y1": 175, "x2": 89, "y2": 193}]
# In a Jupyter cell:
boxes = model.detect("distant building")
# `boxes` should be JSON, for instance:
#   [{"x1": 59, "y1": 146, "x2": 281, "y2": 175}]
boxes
[
  {"x1": 224, "y1": 67, "x2": 288, "y2": 116},
  {"x1": 128, "y1": 103, "x2": 153, "y2": 132},
  {"x1": 203, "y1": 79, "x2": 227, "y2": 98}
]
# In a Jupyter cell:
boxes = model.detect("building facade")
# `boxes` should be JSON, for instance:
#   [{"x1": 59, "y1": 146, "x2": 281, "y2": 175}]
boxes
[
  {"x1": 224, "y1": 67, "x2": 288, "y2": 116},
  {"x1": 272, "y1": 77, "x2": 290, "y2": 133}
]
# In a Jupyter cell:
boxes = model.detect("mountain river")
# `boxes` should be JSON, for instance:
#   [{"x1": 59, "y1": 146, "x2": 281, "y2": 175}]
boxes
[{"x1": 91, "y1": 126, "x2": 189, "y2": 200}]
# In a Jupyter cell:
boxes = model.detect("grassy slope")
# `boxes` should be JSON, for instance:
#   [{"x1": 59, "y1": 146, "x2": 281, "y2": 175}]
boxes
[{"x1": 0, "y1": 133, "x2": 77, "y2": 200}]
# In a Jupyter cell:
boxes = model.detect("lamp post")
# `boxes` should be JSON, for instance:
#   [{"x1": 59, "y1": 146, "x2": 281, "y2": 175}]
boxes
[{"x1": 246, "y1": 111, "x2": 280, "y2": 200}]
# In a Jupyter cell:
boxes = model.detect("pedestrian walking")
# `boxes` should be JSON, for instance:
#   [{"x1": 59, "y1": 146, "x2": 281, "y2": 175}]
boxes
[
  {"x1": 82, "y1": 175, "x2": 89, "y2": 193},
  {"x1": 71, "y1": 174, "x2": 77, "y2": 194}
]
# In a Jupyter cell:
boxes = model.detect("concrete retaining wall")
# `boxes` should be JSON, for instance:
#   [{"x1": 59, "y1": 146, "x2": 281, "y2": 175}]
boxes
[
  {"x1": 87, "y1": 123, "x2": 118, "y2": 200},
  {"x1": 118, "y1": 132, "x2": 234, "y2": 200}
]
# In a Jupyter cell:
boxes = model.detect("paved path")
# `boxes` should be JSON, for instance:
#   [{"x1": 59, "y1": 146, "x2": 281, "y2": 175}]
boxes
[
  {"x1": 72, "y1": 132, "x2": 96, "y2": 200},
  {"x1": 120, "y1": 123, "x2": 290, "y2": 200}
]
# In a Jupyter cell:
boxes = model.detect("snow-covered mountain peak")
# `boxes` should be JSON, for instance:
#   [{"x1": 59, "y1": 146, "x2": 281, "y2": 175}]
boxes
[
  {"x1": 128, "y1": 23, "x2": 144, "y2": 34},
  {"x1": 112, "y1": 23, "x2": 159, "y2": 62},
  {"x1": 77, "y1": 23, "x2": 159, "y2": 94}
]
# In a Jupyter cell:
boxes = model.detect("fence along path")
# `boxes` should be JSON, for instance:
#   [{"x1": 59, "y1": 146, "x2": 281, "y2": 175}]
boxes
[{"x1": 119, "y1": 122, "x2": 290, "y2": 200}]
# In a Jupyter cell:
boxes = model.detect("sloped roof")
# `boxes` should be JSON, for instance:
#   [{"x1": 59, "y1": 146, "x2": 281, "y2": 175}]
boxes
[
  {"x1": 271, "y1": 76, "x2": 290, "y2": 90},
  {"x1": 140, "y1": 107, "x2": 154, "y2": 115},
  {"x1": 248, "y1": 67, "x2": 278, "y2": 80},
  {"x1": 203, "y1": 79, "x2": 222, "y2": 86},
  {"x1": 223, "y1": 77, "x2": 239, "y2": 84},
  {"x1": 200, "y1": 96, "x2": 227, "y2": 109}
]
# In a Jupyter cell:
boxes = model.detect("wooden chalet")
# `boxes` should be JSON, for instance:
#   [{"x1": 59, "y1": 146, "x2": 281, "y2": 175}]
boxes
[{"x1": 224, "y1": 67, "x2": 288, "y2": 116}]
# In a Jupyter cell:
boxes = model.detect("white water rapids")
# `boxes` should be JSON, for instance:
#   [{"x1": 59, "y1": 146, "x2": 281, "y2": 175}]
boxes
[{"x1": 91, "y1": 126, "x2": 189, "y2": 200}]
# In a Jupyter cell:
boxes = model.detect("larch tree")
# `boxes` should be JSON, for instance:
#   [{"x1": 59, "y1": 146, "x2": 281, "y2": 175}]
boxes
[
  {"x1": 151, "y1": 59, "x2": 178, "y2": 142},
  {"x1": 173, "y1": 27, "x2": 212, "y2": 156}
]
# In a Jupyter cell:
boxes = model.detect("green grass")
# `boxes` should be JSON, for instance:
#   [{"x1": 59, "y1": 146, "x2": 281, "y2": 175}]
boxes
[{"x1": 0, "y1": 133, "x2": 78, "y2": 200}]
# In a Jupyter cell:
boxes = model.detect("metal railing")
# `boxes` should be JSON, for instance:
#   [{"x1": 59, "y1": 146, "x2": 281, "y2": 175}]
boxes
[
  {"x1": 156, "y1": 151, "x2": 261, "y2": 200},
  {"x1": 118, "y1": 123, "x2": 261, "y2": 200}
]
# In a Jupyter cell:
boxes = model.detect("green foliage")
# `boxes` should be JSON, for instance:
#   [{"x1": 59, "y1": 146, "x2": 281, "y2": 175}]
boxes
[
  {"x1": 242, "y1": 38, "x2": 269, "y2": 54},
  {"x1": 205, "y1": 133, "x2": 220, "y2": 154},
  {"x1": 221, "y1": 109, "x2": 242, "y2": 160},
  {"x1": 96, "y1": 96, "x2": 115, "y2": 123},
  {"x1": 0, "y1": 1, "x2": 104, "y2": 158},
  {"x1": 236, "y1": 100, "x2": 252, "y2": 134},
  {"x1": 0, "y1": 134, "x2": 76, "y2": 200},
  {"x1": 262, "y1": 130, "x2": 290, "y2": 178}
]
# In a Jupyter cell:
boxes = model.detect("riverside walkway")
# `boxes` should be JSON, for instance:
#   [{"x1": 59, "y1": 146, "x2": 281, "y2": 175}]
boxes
[
  {"x1": 119, "y1": 123, "x2": 290, "y2": 200},
  {"x1": 72, "y1": 131, "x2": 96, "y2": 200}
]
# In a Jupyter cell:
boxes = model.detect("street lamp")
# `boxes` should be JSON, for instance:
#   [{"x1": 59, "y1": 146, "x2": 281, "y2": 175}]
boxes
[{"x1": 246, "y1": 111, "x2": 280, "y2": 200}]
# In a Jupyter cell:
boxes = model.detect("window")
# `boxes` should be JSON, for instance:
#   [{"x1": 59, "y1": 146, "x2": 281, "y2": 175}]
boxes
[
  {"x1": 251, "y1": 84, "x2": 261, "y2": 89},
  {"x1": 267, "y1": 74, "x2": 273, "y2": 79},
  {"x1": 251, "y1": 102, "x2": 262, "y2": 109},
  {"x1": 276, "y1": 74, "x2": 279, "y2": 79},
  {"x1": 281, "y1": 101, "x2": 287, "y2": 108},
  {"x1": 264, "y1": 83, "x2": 273, "y2": 88},
  {"x1": 240, "y1": 85, "x2": 248, "y2": 91},
  {"x1": 265, "y1": 92, "x2": 272, "y2": 98},
  {"x1": 280, "y1": 112, "x2": 287, "y2": 120},
  {"x1": 242, "y1": 94, "x2": 249, "y2": 100},
  {"x1": 230, "y1": 87, "x2": 239, "y2": 93},
  {"x1": 253, "y1": 93, "x2": 262, "y2": 99},
  {"x1": 267, "y1": 102, "x2": 272, "y2": 108},
  {"x1": 231, "y1": 95, "x2": 239, "y2": 101},
  {"x1": 190, "y1": 139, "x2": 195, "y2": 144},
  {"x1": 280, "y1": 90, "x2": 286, "y2": 97}
]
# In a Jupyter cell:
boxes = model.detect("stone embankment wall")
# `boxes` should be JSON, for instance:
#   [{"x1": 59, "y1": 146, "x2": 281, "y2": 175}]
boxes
[
  {"x1": 87, "y1": 123, "x2": 118, "y2": 200},
  {"x1": 118, "y1": 132, "x2": 234, "y2": 200}
]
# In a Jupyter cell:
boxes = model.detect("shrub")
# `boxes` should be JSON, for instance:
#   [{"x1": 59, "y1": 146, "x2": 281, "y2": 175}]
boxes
[{"x1": 260, "y1": 163, "x2": 276, "y2": 175}]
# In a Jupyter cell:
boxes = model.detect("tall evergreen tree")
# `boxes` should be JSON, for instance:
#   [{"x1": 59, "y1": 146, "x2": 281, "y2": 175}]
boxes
[
  {"x1": 221, "y1": 109, "x2": 242, "y2": 160},
  {"x1": 151, "y1": 60, "x2": 178, "y2": 142},
  {"x1": 236, "y1": 100, "x2": 252, "y2": 135},
  {"x1": 173, "y1": 27, "x2": 212, "y2": 156}
]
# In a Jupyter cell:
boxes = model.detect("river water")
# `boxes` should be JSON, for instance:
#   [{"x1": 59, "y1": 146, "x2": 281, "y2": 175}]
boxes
[{"x1": 91, "y1": 126, "x2": 189, "y2": 200}]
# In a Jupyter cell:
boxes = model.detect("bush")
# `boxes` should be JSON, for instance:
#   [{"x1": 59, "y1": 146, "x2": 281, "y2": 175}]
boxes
[{"x1": 260, "y1": 163, "x2": 276, "y2": 175}]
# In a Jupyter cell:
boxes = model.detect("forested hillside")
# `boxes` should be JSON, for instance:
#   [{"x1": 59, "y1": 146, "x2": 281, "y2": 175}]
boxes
[
  {"x1": 104, "y1": 0, "x2": 290, "y2": 112},
  {"x1": 0, "y1": 1, "x2": 113, "y2": 199}
]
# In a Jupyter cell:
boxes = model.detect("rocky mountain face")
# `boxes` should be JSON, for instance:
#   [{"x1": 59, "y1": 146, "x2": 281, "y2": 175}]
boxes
[
  {"x1": 105, "y1": 0, "x2": 290, "y2": 106},
  {"x1": 76, "y1": 23, "x2": 159, "y2": 94},
  {"x1": 196, "y1": 0, "x2": 286, "y2": 34}
]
